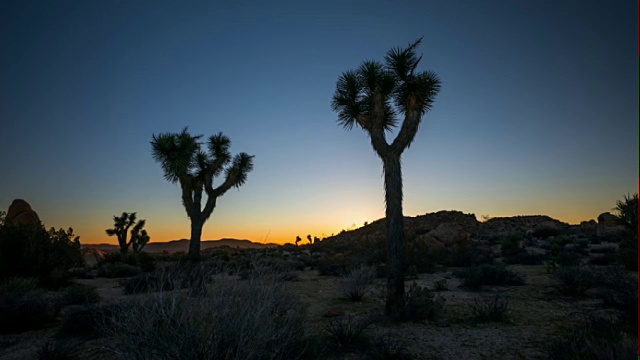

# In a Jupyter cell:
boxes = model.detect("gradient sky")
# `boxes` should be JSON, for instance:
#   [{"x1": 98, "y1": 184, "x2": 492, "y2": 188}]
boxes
[{"x1": 1, "y1": 0, "x2": 637, "y2": 245}]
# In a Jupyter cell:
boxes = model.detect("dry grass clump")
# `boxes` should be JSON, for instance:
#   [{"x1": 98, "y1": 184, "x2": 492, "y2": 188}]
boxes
[
  {"x1": 103, "y1": 275, "x2": 306, "y2": 360},
  {"x1": 339, "y1": 266, "x2": 376, "y2": 301}
]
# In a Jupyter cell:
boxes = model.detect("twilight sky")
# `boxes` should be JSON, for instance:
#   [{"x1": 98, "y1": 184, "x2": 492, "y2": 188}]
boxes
[{"x1": 1, "y1": 0, "x2": 637, "y2": 245}]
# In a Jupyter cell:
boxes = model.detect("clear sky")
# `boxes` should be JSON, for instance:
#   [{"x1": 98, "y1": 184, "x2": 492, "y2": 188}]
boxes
[{"x1": 1, "y1": 0, "x2": 637, "y2": 245}]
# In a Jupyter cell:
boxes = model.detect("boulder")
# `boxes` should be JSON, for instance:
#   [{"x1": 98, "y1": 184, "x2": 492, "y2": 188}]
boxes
[
  {"x1": 427, "y1": 222, "x2": 470, "y2": 246},
  {"x1": 580, "y1": 220, "x2": 598, "y2": 232},
  {"x1": 5, "y1": 199, "x2": 41, "y2": 226},
  {"x1": 596, "y1": 212, "x2": 625, "y2": 237}
]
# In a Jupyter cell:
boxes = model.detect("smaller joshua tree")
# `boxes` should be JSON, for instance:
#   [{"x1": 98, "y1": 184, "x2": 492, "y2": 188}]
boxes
[
  {"x1": 295, "y1": 236, "x2": 301, "y2": 246},
  {"x1": 306, "y1": 234, "x2": 312, "y2": 245},
  {"x1": 105, "y1": 212, "x2": 150, "y2": 254}
]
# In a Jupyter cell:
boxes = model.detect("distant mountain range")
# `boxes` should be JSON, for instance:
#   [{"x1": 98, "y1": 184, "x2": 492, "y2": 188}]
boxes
[{"x1": 82, "y1": 238, "x2": 278, "y2": 253}]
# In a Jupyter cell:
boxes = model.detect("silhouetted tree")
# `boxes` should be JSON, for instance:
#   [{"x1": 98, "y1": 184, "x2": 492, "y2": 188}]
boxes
[
  {"x1": 306, "y1": 234, "x2": 312, "y2": 245},
  {"x1": 331, "y1": 37, "x2": 441, "y2": 318},
  {"x1": 105, "y1": 212, "x2": 150, "y2": 254},
  {"x1": 613, "y1": 193, "x2": 638, "y2": 270},
  {"x1": 151, "y1": 128, "x2": 254, "y2": 261},
  {"x1": 295, "y1": 236, "x2": 301, "y2": 246}
]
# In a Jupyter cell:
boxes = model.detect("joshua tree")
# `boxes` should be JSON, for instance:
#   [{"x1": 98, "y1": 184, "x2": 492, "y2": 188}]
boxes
[
  {"x1": 306, "y1": 234, "x2": 312, "y2": 245},
  {"x1": 151, "y1": 128, "x2": 254, "y2": 261},
  {"x1": 331, "y1": 37, "x2": 441, "y2": 318},
  {"x1": 313, "y1": 236, "x2": 320, "y2": 244},
  {"x1": 295, "y1": 236, "x2": 301, "y2": 246},
  {"x1": 105, "y1": 212, "x2": 150, "y2": 254}
]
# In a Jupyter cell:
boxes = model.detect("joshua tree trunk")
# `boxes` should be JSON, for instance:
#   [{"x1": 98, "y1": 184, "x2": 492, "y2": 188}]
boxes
[
  {"x1": 383, "y1": 154, "x2": 405, "y2": 318},
  {"x1": 189, "y1": 218, "x2": 203, "y2": 261}
]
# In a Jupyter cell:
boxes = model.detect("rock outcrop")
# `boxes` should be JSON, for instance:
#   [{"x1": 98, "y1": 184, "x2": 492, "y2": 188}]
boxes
[
  {"x1": 596, "y1": 212, "x2": 625, "y2": 237},
  {"x1": 5, "y1": 199, "x2": 41, "y2": 226},
  {"x1": 478, "y1": 215, "x2": 569, "y2": 239},
  {"x1": 580, "y1": 220, "x2": 598, "y2": 233}
]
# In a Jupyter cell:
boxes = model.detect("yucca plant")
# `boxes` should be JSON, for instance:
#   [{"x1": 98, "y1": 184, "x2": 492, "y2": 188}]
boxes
[
  {"x1": 331, "y1": 37, "x2": 441, "y2": 318},
  {"x1": 151, "y1": 128, "x2": 254, "y2": 261}
]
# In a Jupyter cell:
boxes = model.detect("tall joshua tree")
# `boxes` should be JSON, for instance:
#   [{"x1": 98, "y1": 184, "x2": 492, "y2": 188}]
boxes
[
  {"x1": 331, "y1": 37, "x2": 441, "y2": 318},
  {"x1": 105, "y1": 212, "x2": 150, "y2": 254},
  {"x1": 151, "y1": 128, "x2": 254, "y2": 261}
]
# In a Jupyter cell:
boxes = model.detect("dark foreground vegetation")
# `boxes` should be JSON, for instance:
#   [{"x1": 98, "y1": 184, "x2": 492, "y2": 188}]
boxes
[{"x1": 0, "y1": 194, "x2": 637, "y2": 359}]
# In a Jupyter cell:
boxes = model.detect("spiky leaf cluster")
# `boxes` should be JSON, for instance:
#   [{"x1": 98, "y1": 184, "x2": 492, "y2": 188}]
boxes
[
  {"x1": 331, "y1": 37, "x2": 441, "y2": 152},
  {"x1": 105, "y1": 212, "x2": 150, "y2": 253}
]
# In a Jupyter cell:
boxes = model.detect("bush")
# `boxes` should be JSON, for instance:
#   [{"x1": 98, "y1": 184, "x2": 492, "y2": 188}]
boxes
[
  {"x1": 369, "y1": 333, "x2": 412, "y2": 360},
  {"x1": 325, "y1": 314, "x2": 377, "y2": 351},
  {"x1": 588, "y1": 254, "x2": 616, "y2": 266},
  {"x1": 469, "y1": 294, "x2": 509, "y2": 322},
  {"x1": 0, "y1": 224, "x2": 84, "y2": 288},
  {"x1": 402, "y1": 282, "x2": 446, "y2": 323},
  {"x1": 37, "y1": 339, "x2": 80, "y2": 360},
  {"x1": 545, "y1": 313, "x2": 637, "y2": 360},
  {"x1": 503, "y1": 252, "x2": 545, "y2": 265},
  {"x1": 59, "y1": 303, "x2": 124, "y2": 339},
  {"x1": 591, "y1": 266, "x2": 637, "y2": 331},
  {"x1": 104, "y1": 276, "x2": 307, "y2": 359},
  {"x1": 0, "y1": 290, "x2": 56, "y2": 334},
  {"x1": 532, "y1": 227, "x2": 561, "y2": 239},
  {"x1": 339, "y1": 266, "x2": 376, "y2": 301},
  {"x1": 442, "y1": 243, "x2": 494, "y2": 267},
  {"x1": 56, "y1": 284, "x2": 101, "y2": 307},
  {"x1": 96, "y1": 262, "x2": 142, "y2": 278},
  {"x1": 500, "y1": 235, "x2": 522, "y2": 257},
  {"x1": 101, "y1": 252, "x2": 156, "y2": 272},
  {"x1": 551, "y1": 266, "x2": 594, "y2": 296},
  {"x1": 454, "y1": 265, "x2": 525, "y2": 291},
  {"x1": 432, "y1": 278, "x2": 449, "y2": 291},
  {"x1": 0, "y1": 277, "x2": 39, "y2": 293}
]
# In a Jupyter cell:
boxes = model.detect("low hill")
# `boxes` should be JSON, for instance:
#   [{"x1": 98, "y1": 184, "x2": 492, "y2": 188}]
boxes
[{"x1": 83, "y1": 238, "x2": 277, "y2": 253}]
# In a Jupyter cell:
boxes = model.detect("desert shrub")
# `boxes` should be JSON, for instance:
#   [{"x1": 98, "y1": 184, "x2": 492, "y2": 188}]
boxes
[
  {"x1": 432, "y1": 278, "x2": 449, "y2": 291},
  {"x1": 96, "y1": 262, "x2": 142, "y2": 278},
  {"x1": 325, "y1": 314, "x2": 377, "y2": 351},
  {"x1": 402, "y1": 282, "x2": 446, "y2": 323},
  {"x1": 588, "y1": 254, "x2": 616, "y2": 266},
  {"x1": 121, "y1": 264, "x2": 214, "y2": 295},
  {"x1": 37, "y1": 339, "x2": 80, "y2": 360},
  {"x1": 454, "y1": 265, "x2": 524, "y2": 290},
  {"x1": 56, "y1": 284, "x2": 100, "y2": 307},
  {"x1": 545, "y1": 313, "x2": 637, "y2": 360},
  {"x1": 121, "y1": 271, "x2": 176, "y2": 295},
  {"x1": 318, "y1": 261, "x2": 351, "y2": 276},
  {"x1": 339, "y1": 266, "x2": 376, "y2": 301},
  {"x1": 532, "y1": 227, "x2": 562, "y2": 239},
  {"x1": 59, "y1": 303, "x2": 125, "y2": 339},
  {"x1": 469, "y1": 294, "x2": 509, "y2": 322},
  {"x1": 369, "y1": 333, "x2": 412, "y2": 360},
  {"x1": 613, "y1": 193, "x2": 638, "y2": 270},
  {"x1": 0, "y1": 224, "x2": 84, "y2": 288},
  {"x1": 105, "y1": 276, "x2": 307, "y2": 360},
  {"x1": 0, "y1": 277, "x2": 39, "y2": 293},
  {"x1": 503, "y1": 252, "x2": 545, "y2": 265},
  {"x1": 589, "y1": 246, "x2": 617, "y2": 254},
  {"x1": 100, "y1": 252, "x2": 156, "y2": 272},
  {"x1": 500, "y1": 235, "x2": 522, "y2": 257},
  {"x1": 551, "y1": 266, "x2": 594, "y2": 296},
  {"x1": 442, "y1": 243, "x2": 495, "y2": 267},
  {"x1": 0, "y1": 290, "x2": 56, "y2": 334},
  {"x1": 591, "y1": 266, "x2": 638, "y2": 332}
]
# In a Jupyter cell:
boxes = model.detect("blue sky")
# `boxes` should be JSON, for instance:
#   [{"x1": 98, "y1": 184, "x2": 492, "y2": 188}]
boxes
[{"x1": 1, "y1": 0, "x2": 637, "y2": 244}]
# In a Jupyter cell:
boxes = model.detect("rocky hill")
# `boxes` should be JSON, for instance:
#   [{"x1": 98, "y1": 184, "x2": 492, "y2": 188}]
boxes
[{"x1": 83, "y1": 238, "x2": 277, "y2": 253}]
